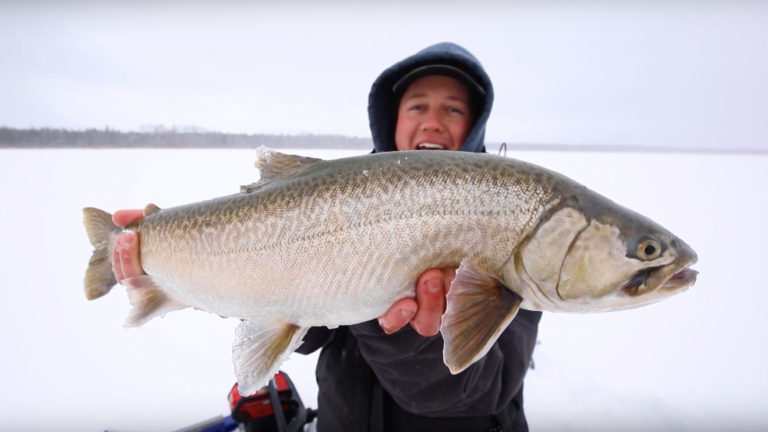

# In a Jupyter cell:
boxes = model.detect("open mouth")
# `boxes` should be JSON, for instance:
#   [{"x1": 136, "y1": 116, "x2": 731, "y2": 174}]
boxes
[
  {"x1": 663, "y1": 267, "x2": 698, "y2": 290},
  {"x1": 416, "y1": 143, "x2": 446, "y2": 150},
  {"x1": 623, "y1": 263, "x2": 698, "y2": 297}
]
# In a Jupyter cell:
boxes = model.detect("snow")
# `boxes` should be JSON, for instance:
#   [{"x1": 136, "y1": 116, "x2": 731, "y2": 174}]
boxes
[{"x1": 0, "y1": 148, "x2": 765, "y2": 431}]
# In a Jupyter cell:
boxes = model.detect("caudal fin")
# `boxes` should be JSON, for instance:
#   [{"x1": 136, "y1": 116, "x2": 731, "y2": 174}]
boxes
[{"x1": 82, "y1": 207, "x2": 119, "y2": 300}]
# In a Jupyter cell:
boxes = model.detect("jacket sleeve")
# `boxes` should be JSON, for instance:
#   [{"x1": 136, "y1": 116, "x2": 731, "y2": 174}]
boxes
[{"x1": 349, "y1": 309, "x2": 541, "y2": 417}]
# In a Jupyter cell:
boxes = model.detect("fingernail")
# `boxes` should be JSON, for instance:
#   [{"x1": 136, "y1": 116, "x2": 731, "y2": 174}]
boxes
[
  {"x1": 117, "y1": 233, "x2": 134, "y2": 250},
  {"x1": 427, "y1": 279, "x2": 442, "y2": 293},
  {"x1": 401, "y1": 309, "x2": 415, "y2": 320},
  {"x1": 378, "y1": 318, "x2": 395, "y2": 335}
]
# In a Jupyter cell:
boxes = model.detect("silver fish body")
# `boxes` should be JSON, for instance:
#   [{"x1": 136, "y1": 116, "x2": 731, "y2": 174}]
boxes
[{"x1": 83, "y1": 147, "x2": 697, "y2": 394}]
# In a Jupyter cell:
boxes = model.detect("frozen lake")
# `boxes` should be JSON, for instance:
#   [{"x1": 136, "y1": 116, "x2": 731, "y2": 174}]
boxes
[{"x1": 0, "y1": 147, "x2": 766, "y2": 431}]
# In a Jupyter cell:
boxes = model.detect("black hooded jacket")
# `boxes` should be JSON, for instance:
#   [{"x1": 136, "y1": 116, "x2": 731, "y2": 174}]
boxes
[
  {"x1": 297, "y1": 42, "x2": 542, "y2": 432},
  {"x1": 368, "y1": 42, "x2": 493, "y2": 154}
]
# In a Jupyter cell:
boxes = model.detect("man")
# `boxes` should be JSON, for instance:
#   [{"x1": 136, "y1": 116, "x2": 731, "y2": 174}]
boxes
[{"x1": 111, "y1": 42, "x2": 541, "y2": 431}]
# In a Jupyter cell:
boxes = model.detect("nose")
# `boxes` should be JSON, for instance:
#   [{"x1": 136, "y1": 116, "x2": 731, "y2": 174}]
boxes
[{"x1": 420, "y1": 111, "x2": 445, "y2": 132}]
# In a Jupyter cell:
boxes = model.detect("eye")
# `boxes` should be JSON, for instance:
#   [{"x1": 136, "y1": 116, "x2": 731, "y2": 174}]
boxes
[
  {"x1": 636, "y1": 238, "x2": 662, "y2": 260},
  {"x1": 446, "y1": 104, "x2": 468, "y2": 116}
]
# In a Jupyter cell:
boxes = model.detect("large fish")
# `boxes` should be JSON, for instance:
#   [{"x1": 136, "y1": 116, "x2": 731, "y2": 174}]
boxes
[{"x1": 83, "y1": 147, "x2": 697, "y2": 394}]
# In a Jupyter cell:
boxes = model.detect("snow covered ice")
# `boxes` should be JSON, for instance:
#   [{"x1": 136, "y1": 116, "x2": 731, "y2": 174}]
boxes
[{"x1": 0, "y1": 148, "x2": 766, "y2": 431}]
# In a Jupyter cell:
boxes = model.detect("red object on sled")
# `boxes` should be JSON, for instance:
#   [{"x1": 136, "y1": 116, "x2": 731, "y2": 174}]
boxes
[{"x1": 227, "y1": 372, "x2": 293, "y2": 422}]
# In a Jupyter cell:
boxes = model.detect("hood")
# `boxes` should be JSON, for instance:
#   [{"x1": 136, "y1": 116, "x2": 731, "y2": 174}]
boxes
[{"x1": 368, "y1": 42, "x2": 494, "y2": 153}]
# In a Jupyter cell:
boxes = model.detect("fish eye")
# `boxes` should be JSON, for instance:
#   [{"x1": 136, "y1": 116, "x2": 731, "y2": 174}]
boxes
[{"x1": 636, "y1": 238, "x2": 662, "y2": 260}]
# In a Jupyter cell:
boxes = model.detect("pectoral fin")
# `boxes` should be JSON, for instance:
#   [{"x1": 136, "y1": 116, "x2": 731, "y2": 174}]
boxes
[
  {"x1": 124, "y1": 275, "x2": 188, "y2": 327},
  {"x1": 441, "y1": 259, "x2": 522, "y2": 374},
  {"x1": 232, "y1": 320, "x2": 309, "y2": 395}
]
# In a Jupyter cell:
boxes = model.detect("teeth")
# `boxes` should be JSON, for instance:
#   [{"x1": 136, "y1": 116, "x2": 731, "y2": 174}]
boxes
[{"x1": 417, "y1": 143, "x2": 445, "y2": 150}]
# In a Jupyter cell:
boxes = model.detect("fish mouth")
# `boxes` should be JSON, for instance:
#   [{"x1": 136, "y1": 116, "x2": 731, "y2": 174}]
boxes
[{"x1": 623, "y1": 259, "x2": 698, "y2": 297}]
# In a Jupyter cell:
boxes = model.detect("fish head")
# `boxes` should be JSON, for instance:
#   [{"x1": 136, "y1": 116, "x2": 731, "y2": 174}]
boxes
[{"x1": 516, "y1": 203, "x2": 698, "y2": 312}]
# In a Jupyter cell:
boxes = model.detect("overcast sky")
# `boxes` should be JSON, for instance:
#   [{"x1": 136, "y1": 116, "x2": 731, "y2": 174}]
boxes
[{"x1": 2, "y1": 1, "x2": 767, "y2": 151}]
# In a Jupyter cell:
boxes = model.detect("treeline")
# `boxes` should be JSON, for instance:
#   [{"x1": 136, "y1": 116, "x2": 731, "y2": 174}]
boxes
[{"x1": 0, "y1": 127, "x2": 373, "y2": 149}]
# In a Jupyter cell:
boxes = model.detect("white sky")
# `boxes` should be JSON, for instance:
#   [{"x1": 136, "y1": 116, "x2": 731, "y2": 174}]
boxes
[{"x1": 1, "y1": 1, "x2": 767, "y2": 151}]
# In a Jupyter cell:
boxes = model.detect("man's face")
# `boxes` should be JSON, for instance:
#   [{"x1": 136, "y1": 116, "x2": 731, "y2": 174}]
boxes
[{"x1": 394, "y1": 75, "x2": 473, "y2": 151}]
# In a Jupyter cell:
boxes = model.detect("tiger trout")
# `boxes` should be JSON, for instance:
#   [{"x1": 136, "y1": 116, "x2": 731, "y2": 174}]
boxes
[{"x1": 83, "y1": 147, "x2": 698, "y2": 394}]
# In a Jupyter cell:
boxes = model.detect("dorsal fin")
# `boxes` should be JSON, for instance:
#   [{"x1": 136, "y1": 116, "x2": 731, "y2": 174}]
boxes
[
  {"x1": 143, "y1": 203, "x2": 161, "y2": 216},
  {"x1": 241, "y1": 146, "x2": 322, "y2": 193}
]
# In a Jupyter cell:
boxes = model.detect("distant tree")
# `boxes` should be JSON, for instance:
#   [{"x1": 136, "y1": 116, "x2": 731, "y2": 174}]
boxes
[{"x1": 0, "y1": 126, "x2": 373, "y2": 149}]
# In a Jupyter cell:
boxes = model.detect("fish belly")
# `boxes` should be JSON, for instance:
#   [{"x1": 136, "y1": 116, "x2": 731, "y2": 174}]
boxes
[{"x1": 140, "y1": 212, "x2": 520, "y2": 328}]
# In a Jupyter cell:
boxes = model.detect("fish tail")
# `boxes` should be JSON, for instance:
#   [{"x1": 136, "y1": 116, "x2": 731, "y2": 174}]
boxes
[{"x1": 82, "y1": 207, "x2": 119, "y2": 300}]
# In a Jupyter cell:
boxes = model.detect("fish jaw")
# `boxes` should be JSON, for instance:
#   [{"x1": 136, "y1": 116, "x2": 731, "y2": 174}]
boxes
[
  {"x1": 623, "y1": 245, "x2": 698, "y2": 299},
  {"x1": 603, "y1": 224, "x2": 699, "y2": 309}
]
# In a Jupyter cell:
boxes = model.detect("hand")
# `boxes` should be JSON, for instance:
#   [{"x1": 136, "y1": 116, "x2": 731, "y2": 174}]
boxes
[
  {"x1": 111, "y1": 209, "x2": 147, "y2": 282},
  {"x1": 378, "y1": 267, "x2": 457, "y2": 337}
]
